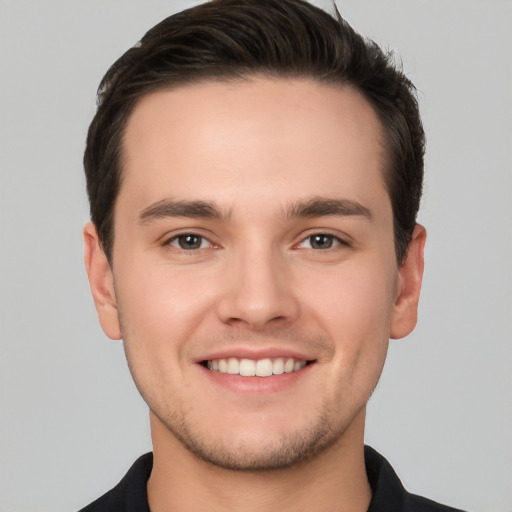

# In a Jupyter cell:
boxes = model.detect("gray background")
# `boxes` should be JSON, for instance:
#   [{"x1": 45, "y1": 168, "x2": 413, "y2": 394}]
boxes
[{"x1": 1, "y1": 1, "x2": 510, "y2": 511}]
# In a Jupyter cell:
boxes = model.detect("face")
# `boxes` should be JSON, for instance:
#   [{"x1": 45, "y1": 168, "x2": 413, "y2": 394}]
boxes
[{"x1": 85, "y1": 78, "x2": 425, "y2": 470}]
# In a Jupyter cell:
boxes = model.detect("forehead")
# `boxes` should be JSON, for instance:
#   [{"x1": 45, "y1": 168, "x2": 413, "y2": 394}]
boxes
[{"x1": 119, "y1": 77, "x2": 389, "y2": 217}]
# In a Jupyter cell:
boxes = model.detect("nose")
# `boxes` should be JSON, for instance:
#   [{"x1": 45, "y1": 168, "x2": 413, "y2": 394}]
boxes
[{"x1": 215, "y1": 246, "x2": 300, "y2": 330}]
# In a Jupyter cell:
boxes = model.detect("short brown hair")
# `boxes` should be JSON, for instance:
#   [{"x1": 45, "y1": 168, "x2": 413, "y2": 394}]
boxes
[{"x1": 84, "y1": 0, "x2": 424, "y2": 264}]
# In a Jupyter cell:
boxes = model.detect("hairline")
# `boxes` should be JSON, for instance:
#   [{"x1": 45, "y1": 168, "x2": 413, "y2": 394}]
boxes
[{"x1": 106, "y1": 73, "x2": 399, "y2": 265}]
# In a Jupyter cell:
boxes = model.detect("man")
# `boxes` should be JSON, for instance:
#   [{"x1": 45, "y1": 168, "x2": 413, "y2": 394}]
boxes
[{"x1": 80, "y1": 0, "x2": 464, "y2": 510}]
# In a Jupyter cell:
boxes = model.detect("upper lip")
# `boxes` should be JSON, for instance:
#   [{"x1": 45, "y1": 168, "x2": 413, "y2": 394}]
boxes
[{"x1": 194, "y1": 346, "x2": 316, "y2": 364}]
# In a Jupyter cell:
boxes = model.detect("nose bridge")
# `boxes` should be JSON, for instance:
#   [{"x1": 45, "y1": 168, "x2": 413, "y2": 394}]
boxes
[{"x1": 216, "y1": 237, "x2": 299, "y2": 328}]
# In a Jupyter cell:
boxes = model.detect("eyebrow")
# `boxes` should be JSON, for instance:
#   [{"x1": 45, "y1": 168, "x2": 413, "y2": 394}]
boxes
[
  {"x1": 284, "y1": 197, "x2": 373, "y2": 221},
  {"x1": 138, "y1": 196, "x2": 372, "y2": 225},
  {"x1": 138, "y1": 199, "x2": 229, "y2": 224}
]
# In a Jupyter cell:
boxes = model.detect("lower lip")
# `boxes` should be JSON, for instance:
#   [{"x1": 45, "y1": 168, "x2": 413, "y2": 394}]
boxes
[{"x1": 198, "y1": 363, "x2": 314, "y2": 394}]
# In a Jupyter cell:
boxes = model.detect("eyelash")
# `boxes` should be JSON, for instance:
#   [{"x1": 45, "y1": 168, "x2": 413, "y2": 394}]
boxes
[
  {"x1": 163, "y1": 232, "x2": 349, "y2": 252},
  {"x1": 297, "y1": 233, "x2": 349, "y2": 250},
  {"x1": 164, "y1": 233, "x2": 214, "y2": 251}
]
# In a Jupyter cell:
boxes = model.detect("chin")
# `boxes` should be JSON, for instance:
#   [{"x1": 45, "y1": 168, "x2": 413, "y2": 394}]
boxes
[{"x1": 155, "y1": 407, "x2": 352, "y2": 472}]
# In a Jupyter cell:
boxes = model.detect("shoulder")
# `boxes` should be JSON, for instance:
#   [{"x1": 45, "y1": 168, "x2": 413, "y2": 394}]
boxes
[
  {"x1": 77, "y1": 453, "x2": 153, "y2": 512},
  {"x1": 404, "y1": 492, "x2": 467, "y2": 512},
  {"x1": 365, "y1": 446, "x2": 467, "y2": 512}
]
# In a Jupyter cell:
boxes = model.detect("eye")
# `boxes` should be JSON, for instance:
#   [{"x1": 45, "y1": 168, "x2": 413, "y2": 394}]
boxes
[
  {"x1": 299, "y1": 234, "x2": 344, "y2": 250},
  {"x1": 167, "y1": 233, "x2": 210, "y2": 250}
]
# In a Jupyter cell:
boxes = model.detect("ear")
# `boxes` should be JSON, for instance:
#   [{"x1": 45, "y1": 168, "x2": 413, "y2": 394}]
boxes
[
  {"x1": 390, "y1": 224, "x2": 426, "y2": 339},
  {"x1": 83, "y1": 222, "x2": 121, "y2": 340}
]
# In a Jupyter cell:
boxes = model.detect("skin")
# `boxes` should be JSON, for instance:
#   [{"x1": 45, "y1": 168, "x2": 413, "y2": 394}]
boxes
[{"x1": 84, "y1": 77, "x2": 425, "y2": 512}]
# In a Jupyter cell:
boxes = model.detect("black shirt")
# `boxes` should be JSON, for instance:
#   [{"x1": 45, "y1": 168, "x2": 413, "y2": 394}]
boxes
[{"x1": 78, "y1": 446, "x2": 466, "y2": 512}]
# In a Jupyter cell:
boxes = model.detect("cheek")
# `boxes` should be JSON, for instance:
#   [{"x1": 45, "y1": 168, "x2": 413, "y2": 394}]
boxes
[
  {"x1": 113, "y1": 262, "x2": 219, "y2": 409},
  {"x1": 299, "y1": 258, "x2": 397, "y2": 335},
  {"x1": 113, "y1": 260, "x2": 220, "y2": 370},
  {"x1": 297, "y1": 259, "x2": 395, "y2": 387},
  {"x1": 116, "y1": 260, "x2": 214, "y2": 322}
]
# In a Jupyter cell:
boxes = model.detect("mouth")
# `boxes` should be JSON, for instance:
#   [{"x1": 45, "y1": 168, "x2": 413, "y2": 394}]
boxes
[{"x1": 201, "y1": 357, "x2": 313, "y2": 377}]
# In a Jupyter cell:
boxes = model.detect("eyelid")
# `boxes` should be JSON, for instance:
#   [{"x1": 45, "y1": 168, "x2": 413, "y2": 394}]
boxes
[
  {"x1": 295, "y1": 231, "x2": 351, "y2": 249},
  {"x1": 159, "y1": 228, "x2": 350, "y2": 251},
  {"x1": 162, "y1": 231, "x2": 219, "y2": 250}
]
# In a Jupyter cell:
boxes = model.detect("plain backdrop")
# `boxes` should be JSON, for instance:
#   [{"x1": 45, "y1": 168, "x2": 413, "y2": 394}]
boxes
[{"x1": 1, "y1": 1, "x2": 510, "y2": 511}]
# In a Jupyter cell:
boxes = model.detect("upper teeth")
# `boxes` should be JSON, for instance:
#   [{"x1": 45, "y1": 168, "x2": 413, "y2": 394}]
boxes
[{"x1": 207, "y1": 358, "x2": 306, "y2": 377}]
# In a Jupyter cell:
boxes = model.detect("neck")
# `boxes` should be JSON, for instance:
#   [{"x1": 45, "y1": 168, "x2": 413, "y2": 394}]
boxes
[{"x1": 147, "y1": 410, "x2": 372, "y2": 512}]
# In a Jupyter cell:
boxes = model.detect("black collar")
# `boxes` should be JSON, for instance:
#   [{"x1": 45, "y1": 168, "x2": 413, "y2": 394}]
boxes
[{"x1": 79, "y1": 446, "x2": 465, "y2": 511}]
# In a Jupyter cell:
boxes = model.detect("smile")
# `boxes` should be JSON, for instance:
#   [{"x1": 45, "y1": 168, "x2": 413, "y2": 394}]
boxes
[{"x1": 205, "y1": 357, "x2": 308, "y2": 377}]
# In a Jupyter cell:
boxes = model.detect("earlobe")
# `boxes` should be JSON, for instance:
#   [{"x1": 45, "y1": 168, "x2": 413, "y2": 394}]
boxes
[
  {"x1": 83, "y1": 222, "x2": 122, "y2": 340},
  {"x1": 390, "y1": 224, "x2": 426, "y2": 340}
]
